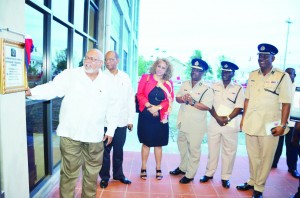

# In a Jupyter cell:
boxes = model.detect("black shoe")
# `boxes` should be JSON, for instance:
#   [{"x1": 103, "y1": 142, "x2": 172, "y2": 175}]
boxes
[
  {"x1": 221, "y1": 180, "x2": 230, "y2": 188},
  {"x1": 271, "y1": 165, "x2": 277, "y2": 168},
  {"x1": 252, "y1": 190, "x2": 263, "y2": 198},
  {"x1": 179, "y1": 176, "x2": 194, "y2": 184},
  {"x1": 199, "y1": 175, "x2": 213, "y2": 183},
  {"x1": 236, "y1": 182, "x2": 254, "y2": 191},
  {"x1": 291, "y1": 192, "x2": 300, "y2": 198},
  {"x1": 169, "y1": 167, "x2": 185, "y2": 175},
  {"x1": 100, "y1": 179, "x2": 109, "y2": 188},
  {"x1": 113, "y1": 177, "x2": 132, "y2": 184},
  {"x1": 289, "y1": 169, "x2": 300, "y2": 179}
]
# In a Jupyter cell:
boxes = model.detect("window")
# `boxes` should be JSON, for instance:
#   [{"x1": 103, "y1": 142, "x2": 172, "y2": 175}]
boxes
[
  {"x1": 123, "y1": 50, "x2": 128, "y2": 72},
  {"x1": 25, "y1": 5, "x2": 46, "y2": 191},
  {"x1": 74, "y1": 0, "x2": 85, "y2": 31},
  {"x1": 25, "y1": 5, "x2": 44, "y2": 88},
  {"x1": 26, "y1": 103, "x2": 46, "y2": 191},
  {"x1": 88, "y1": 39, "x2": 95, "y2": 50},
  {"x1": 89, "y1": 5, "x2": 96, "y2": 37},
  {"x1": 52, "y1": 0, "x2": 69, "y2": 22},
  {"x1": 31, "y1": 0, "x2": 44, "y2": 6},
  {"x1": 51, "y1": 21, "x2": 68, "y2": 78},
  {"x1": 73, "y1": 33, "x2": 84, "y2": 67},
  {"x1": 110, "y1": 37, "x2": 117, "y2": 51}
]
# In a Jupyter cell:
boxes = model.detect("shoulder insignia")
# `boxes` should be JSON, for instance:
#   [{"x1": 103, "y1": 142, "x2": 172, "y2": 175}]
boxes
[
  {"x1": 251, "y1": 69, "x2": 260, "y2": 73},
  {"x1": 273, "y1": 68, "x2": 284, "y2": 74}
]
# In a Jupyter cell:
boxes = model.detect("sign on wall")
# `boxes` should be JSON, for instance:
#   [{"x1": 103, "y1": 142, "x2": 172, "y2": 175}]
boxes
[{"x1": 0, "y1": 38, "x2": 27, "y2": 94}]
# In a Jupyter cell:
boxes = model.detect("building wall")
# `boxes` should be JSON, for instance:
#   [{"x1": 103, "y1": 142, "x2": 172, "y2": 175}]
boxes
[
  {"x1": 0, "y1": 0, "x2": 30, "y2": 197},
  {"x1": 104, "y1": 0, "x2": 139, "y2": 89}
]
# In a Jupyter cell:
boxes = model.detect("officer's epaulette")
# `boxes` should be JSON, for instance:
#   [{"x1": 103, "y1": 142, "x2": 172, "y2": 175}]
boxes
[
  {"x1": 213, "y1": 81, "x2": 225, "y2": 88},
  {"x1": 201, "y1": 81, "x2": 212, "y2": 88},
  {"x1": 182, "y1": 80, "x2": 190, "y2": 84},
  {"x1": 251, "y1": 69, "x2": 260, "y2": 74},
  {"x1": 231, "y1": 82, "x2": 242, "y2": 87},
  {"x1": 214, "y1": 81, "x2": 223, "y2": 86},
  {"x1": 272, "y1": 67, "x2": 285, "y2": 74}
]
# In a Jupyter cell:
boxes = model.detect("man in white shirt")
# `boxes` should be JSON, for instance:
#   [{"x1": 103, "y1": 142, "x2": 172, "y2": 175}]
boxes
[
  {"x1": 99, "y1": 51, "x2": 135, "y2": 188},
  {"x1": 26, "y1": 49, "x2": 119, "y2": 198}
]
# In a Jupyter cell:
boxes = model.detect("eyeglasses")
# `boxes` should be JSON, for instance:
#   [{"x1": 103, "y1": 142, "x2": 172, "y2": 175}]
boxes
[
  {"x1": 105, "y1": 58, "x2": 116, "y2": 62},
  {"x1": 83, "y1": 56, "x2": 101, "y2": 62}
]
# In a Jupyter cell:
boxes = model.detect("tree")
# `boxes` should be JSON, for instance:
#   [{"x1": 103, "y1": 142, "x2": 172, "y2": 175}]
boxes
[
  {"x1": 52, "y1": 49, "x2": 67, "y2": 79},
  {"x1": 138, "y1": 56, "x2": 153, "y2": 76},
  {"x1": 215, "y1": 55, "x2": 232, "y2": 81},
  {"x1": 185, "y1": 50, "x2": 214, "y2": 80}
]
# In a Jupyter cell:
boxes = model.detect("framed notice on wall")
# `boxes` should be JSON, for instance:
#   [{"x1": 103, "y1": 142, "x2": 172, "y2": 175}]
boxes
[{"x1": 0, "y1": 38, "x2": 27, "y2": 94}]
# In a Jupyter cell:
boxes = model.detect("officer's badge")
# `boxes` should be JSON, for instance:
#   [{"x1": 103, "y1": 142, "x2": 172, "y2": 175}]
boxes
[
  {"x1": 224, "y1": 64, "x2": 228, "y2": 68},
  {"x1": 195, "y1": 61, "x2": 199, "y2": 66},
  {"x1": 260, "y1": 45, "x2": 265, "y2": 51}
]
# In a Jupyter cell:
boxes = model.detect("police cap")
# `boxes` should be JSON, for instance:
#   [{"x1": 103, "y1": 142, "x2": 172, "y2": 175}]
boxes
[
  {"x1": 191, "y1": 58, "x2": 209, "y2": 71},
  {"x1": 221, "y1": 61, "x2": 239, "y2": 72},
  {"x1": 258, "y1": 43, "x2": 278, "y2": 55}
]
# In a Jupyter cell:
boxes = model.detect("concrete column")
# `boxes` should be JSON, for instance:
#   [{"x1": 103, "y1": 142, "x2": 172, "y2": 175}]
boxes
[{"x1": 0, "y1": 0, "x2": 30, "y2": 197}]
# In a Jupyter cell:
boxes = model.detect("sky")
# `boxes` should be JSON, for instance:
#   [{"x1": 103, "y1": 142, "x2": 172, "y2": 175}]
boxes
[{"x1": 138, "y1": 0, "x2": 300, "y2": 75}]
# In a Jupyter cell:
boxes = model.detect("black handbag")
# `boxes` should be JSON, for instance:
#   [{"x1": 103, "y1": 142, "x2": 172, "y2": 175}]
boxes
[{"x1": 135, "y1": 94, "x2": 140, "y2": 113}]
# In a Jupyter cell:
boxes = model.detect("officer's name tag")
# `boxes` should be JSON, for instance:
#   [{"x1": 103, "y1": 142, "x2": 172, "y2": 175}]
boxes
[{"x1": 265, "y1": 120, "x2": 280, "y2": 136}]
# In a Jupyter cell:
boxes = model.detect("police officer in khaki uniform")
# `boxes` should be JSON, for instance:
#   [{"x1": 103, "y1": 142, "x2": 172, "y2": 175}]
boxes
[
  {"x1": 200, "y1": 61, "x2": 245, "y2": 188},
  {"x1": 236, "y1": 43, "x2": 293, "y2": 198},
  {"x1": 169, "y1": 58, "x2": 214, "y2": 184}
]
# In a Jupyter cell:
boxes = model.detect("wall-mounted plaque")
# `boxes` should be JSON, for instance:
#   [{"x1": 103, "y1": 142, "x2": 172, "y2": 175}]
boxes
[{"x1": 0, "y1": 38, "x2": 27, "y2": 94}]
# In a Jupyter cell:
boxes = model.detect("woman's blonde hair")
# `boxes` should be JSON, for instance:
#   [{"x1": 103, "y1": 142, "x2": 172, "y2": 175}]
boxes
[{"x1": 149, "y1": 58, "x2": 173, "y2": 81}]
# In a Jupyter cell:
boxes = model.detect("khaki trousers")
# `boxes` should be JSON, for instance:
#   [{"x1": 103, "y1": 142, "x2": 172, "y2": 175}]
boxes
[
  {"x1": 206, "y1": 130, "x2": 238, "y2": 180},
  {"x1": 246, "y1": 134, "x2": 279, "y2": 192},
  {"x1": 177, "y1": 130, "x2": 205, "y2": 178},
  {"x1": 59, "y1": 137, "x2": 104, "y2": 198}
]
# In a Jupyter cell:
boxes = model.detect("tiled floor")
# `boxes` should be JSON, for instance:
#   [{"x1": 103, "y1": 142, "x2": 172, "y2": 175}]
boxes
[{"x1": 47, "y1": 150, "x2": 299, "y2": 198}]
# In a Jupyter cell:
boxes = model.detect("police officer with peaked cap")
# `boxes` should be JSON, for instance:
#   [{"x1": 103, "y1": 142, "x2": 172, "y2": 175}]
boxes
[
  {"x1": 200, "y1": 61, "x2": 245, "y2": 188},
  {"x1": 169, "y1": 58, "x2": 214, "y2": 184},
  {"x1": 236, "y1": 43, "x2": 293, "y2": 198}
]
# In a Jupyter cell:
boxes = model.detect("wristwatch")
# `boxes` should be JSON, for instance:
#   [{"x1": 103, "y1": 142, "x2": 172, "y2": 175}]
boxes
[
  {"x1": 280, "y1": 125, "x2": 286, "y2": 129},
  {"x1": 227, "y1": 116, "x2": 231, "y2": 122},
  {"x1": 191, "y1": 100, "x2": 196, "y2": 106},
  {"x1": 158, "y1": 105, "x2": 162, "y2": 110}
]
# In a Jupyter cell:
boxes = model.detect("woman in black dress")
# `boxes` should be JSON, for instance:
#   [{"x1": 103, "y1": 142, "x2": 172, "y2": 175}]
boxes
[{"x1": 136, "y1": 58, "x2": 174, "y2": 180}]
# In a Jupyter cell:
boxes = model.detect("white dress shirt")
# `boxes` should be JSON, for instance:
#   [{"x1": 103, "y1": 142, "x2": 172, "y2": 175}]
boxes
[
  {"x1": 104, "y1": 69, "x2": 135, "y2": 127},
  {"x1": 28, "y1": 67, "x2": 119, "y2": 142}
]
